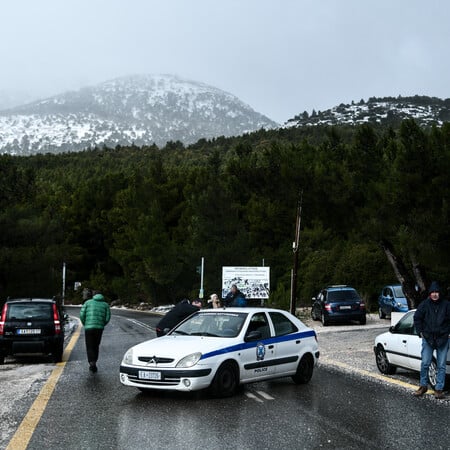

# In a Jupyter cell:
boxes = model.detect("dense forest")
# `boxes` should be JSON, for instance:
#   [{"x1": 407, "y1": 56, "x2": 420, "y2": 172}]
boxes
[{"x1": 0, "y1": 119, "x2": 449, "y2": 310}]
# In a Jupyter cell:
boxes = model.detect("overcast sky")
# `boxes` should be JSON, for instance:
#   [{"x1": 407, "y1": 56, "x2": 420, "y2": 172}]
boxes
[{"x1": 0, "y1": 0, "x2": 449, "y2": 123}]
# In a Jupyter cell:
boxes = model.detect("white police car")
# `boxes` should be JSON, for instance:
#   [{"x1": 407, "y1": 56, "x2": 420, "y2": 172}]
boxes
[{"x1": 120, "y1": 308, "x2": 319, "y2": 397}]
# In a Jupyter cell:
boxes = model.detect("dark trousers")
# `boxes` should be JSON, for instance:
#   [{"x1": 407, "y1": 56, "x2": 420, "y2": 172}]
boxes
[{"x1": 85, "y1": 328, "x2": 104, "y2": 363}]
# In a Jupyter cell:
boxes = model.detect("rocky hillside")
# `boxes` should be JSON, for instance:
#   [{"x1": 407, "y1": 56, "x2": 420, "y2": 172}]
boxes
[
  {"x1": 285, "y1": 95, "x2": 450, "y2": 128},
  {"x1": 0, "y1": 74, "x2": 278, "y2": 155}
]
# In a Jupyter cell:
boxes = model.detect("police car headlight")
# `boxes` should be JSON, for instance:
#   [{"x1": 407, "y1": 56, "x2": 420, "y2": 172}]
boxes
[
  {"x1": 122, "y1": 348, "x2": 133, "y2": 365},
  {"x1": 176, "y1": 352, "x2": 202, "y2": 368}
]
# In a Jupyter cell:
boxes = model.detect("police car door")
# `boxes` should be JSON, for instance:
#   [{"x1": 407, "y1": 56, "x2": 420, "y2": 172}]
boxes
[
  {"x1": 268, "y1": 311, "x2": 301, "y2": 374},
  {"x1": 240, "y1": 312, "x2": 275, "y2": 382}
]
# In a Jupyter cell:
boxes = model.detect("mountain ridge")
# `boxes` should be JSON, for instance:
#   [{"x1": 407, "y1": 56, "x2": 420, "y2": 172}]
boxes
[
  {"x1": 285, "y1": 95, "x2": 450, "y2": 128},
  {"x1": 0, "y1": 74, "x2": 278, "y2": 155}
]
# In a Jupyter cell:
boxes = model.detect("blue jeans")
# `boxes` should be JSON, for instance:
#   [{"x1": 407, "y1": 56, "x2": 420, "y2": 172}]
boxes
[{"x1": 420, "y1": 338, "x2": 449, "y2": 391}]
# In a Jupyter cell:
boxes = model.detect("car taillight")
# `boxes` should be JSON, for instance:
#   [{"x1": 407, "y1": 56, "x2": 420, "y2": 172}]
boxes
[
  {"x1": 0, "y1": 304, "x2": 7, "y2": 335},
  {"x1": 52, "y1": 303, "x2": 61, "y2": 334},
  {"x1": 324, "y1": 303, "x2": 332, "y2": 312},
  {"x1": 359, "y1": 302, "x2": 365, "y2": 311}
]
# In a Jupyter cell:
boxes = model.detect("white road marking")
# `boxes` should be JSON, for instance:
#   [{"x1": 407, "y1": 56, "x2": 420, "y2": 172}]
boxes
[
  {"x1": 245, "y1": 392, "x2": 264, "y2": 403},
  {"x1": 255, "y1": 390, "x2": 275, "y2": 400},
  {"x1": 126, "y1": 318, "x2": 155, "y2": 332}
]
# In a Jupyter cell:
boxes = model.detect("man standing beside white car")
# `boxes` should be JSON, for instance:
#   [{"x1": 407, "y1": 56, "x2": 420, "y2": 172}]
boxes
[{"x1": 413, "y1": 281, "x2": 450, "y2": 399}]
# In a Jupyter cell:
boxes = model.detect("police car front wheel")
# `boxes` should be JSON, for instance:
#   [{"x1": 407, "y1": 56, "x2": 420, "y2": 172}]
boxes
[{"x1": 210, "y1": 361, "x2": 238, "y2": 397}]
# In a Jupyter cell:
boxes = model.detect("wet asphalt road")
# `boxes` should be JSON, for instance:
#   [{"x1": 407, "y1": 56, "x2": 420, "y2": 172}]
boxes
[{"x1": 22, "y1": 308, "x2": 449, "y2": 450}]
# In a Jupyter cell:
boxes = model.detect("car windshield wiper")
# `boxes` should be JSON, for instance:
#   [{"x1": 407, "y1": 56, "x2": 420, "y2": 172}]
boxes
[
  {"x1": 172, "y1": 330, "x2": 189, "y2": 335},
  {"x1": 190, "y1": 332, "x2": 220, "y2": 337}
]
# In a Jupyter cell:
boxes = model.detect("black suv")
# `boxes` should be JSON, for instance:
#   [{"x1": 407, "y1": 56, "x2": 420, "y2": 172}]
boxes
[
  {"x1": 311, "y1": 285, "x2": 366, "y2": 326},
  {"x1": 0, "y1": 298, "x2": 64, "y2": 364}
]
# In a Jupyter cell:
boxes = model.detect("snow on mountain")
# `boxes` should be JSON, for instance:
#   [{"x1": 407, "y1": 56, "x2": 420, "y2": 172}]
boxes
[
  {"x1": 284, "y1": 96, "x2": 450, "y2": 128},
  {"x1": 0, "y1": 74, "x2": 278, "y2": 155}
]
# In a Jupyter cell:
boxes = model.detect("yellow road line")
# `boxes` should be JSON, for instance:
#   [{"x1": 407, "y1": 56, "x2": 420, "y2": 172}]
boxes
[
  {"x1": 6, "y1": 322, "x2": 82, "y2": 450},
  {"x1": 320, "y1": 358, "x2": 436, "y2": 393}
]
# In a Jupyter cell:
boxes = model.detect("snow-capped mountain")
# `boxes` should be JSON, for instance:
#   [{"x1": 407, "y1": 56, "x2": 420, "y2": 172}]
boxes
[
  {"x1": 0, "y1": 74, "x2": 278, "y2": 155},
  {"x1": 285, "y1": 96, "x2": 450, "y2": 128}
]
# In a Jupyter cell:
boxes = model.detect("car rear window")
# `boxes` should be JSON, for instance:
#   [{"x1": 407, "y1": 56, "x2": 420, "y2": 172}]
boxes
[
  {"x1": 6, "y1": 303, "x2": 53, "y2": 320},
  {"x1": 327, "y1": 290, "x2": 360, "y2": 302}
]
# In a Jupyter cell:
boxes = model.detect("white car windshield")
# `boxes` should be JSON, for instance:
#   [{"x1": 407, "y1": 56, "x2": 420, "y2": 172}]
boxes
[{"x1": 171, "y1": 312, "x2": 247, "y2": 338}]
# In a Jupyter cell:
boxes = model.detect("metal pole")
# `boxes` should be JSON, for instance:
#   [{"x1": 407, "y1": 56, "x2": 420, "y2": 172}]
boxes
[
  {"x1": 199, "y1": 257, "x2": 204, "y2": 299},
  {"x1": 290, "y1": 191, "x2": 303, "y2": 315},
  {"x1": 62, "y1": 262, "x2": 66, "y2": 306}
]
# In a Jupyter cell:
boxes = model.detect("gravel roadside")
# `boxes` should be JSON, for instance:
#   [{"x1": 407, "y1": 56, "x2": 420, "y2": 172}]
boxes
[{"x1": 303, "y1": 312, "x2": 391, "y2": 373}]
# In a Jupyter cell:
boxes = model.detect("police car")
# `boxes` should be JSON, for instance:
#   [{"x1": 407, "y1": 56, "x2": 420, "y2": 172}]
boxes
[{"x1": 120, "y1": 307, "x2": 319, "y2": 397}]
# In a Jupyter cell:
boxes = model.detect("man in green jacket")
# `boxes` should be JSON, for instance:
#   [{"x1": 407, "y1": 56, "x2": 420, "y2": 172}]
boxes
[{"x1": 80, "y1": 293, "x2": 111, "y2": 373}]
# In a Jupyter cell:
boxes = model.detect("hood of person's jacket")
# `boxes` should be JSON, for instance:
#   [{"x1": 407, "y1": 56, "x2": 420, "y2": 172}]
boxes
[
  {"x1": 428, "y1": 281, "x2": 440, "y2": 294},
  {"x1": 93, "y1": 294, "x2": 105, "y2": 302}
]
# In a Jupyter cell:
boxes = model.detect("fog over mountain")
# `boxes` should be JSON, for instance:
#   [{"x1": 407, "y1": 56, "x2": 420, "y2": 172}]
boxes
[{"x1": 0, "y1": 74, "x2": 278, "y2": 155}]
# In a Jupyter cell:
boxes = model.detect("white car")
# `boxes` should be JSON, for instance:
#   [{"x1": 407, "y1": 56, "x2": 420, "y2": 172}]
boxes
[
  {"x1": 120, "y1": 307, "x2": 319, "y2": 397},
  {"x1": 374, "y1": 310, "x2": 450, "y2": 388}
]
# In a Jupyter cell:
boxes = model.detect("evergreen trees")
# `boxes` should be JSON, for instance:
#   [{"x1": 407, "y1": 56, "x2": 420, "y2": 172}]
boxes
[{"x1": 0, "y1": 121, "x2": 448, "y2": 307}]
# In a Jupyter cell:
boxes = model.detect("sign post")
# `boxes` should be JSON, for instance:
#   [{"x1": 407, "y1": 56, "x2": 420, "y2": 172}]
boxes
[
  {"x1": 199, "y1": 257, "x2": 204, "y2": 299},
  {"x1": 62, "y1": 262, "x2": 66, "y2": 306}
]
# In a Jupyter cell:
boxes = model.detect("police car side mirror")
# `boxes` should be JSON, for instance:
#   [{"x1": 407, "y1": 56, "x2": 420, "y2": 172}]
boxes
[
  {"x1": 244, "y1": 331, "x2": 262, "y2": 342},
  {"x1": 389, "y1": 326, "x2": 395, "y2": 333}
]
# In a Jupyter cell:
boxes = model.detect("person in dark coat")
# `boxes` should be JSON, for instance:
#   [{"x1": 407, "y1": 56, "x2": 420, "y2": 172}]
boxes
[
  {"x1": 224, "y1": 284, "x2": 246, "y2": 307},
  {"x1": 155, "y1": 299, "x2": 202, "y2": 337},
  {"x1": 413, "y1": 281, "x2": 450, "y2": 399}
]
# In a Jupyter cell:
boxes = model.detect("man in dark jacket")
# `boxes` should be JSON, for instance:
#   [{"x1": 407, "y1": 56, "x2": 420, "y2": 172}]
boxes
[
  {"x1": 413, "y1": 281, "x2": 450, "y2": 399},
  {"x1": 156, "y1": 299, "x2": 202, "y2": 337},
  {"x1": 224, "y1": 284, "x2": 246, "y2": 307},
  {"x1": 80, "y1": 293, "x2": 111, "y2": 373}
]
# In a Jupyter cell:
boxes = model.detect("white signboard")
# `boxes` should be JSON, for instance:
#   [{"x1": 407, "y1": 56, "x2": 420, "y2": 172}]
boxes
[{"x1": 222, "y1": 266, "x2": 270, "y2": 299}]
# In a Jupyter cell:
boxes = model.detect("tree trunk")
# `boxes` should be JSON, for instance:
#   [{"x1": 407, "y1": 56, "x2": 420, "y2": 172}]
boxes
[
  {"x1": 410, "y1": 254, "x2": 427, "y2": 294},
  {"x1": 379, "y1": 239, "x2": 422, "y2": 309}
]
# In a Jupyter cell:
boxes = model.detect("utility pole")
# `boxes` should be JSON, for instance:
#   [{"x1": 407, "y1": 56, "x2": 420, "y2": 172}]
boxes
[{"x1": 290, "y1": 191, "x2": 303, "y2": 315}]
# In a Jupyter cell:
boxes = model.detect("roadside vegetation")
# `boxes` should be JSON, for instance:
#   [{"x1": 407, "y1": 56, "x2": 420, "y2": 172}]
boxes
[{"x1": 0, "y1": 119, "x2": 448, "y2": 308}]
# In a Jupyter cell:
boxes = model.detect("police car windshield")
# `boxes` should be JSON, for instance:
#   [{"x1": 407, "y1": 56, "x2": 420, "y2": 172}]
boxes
[{"x1": 172, "y1": 312, "x2": 247, "y2": 338}]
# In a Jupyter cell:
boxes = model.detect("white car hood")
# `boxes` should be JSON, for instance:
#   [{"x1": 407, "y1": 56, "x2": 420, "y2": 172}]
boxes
[{"x1": 130, "y1": 335, "x2": 239, "y2": 363}]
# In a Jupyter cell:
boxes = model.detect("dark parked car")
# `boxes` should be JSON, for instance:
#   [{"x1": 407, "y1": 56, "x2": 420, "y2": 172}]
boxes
[
  {"x1": 378, "y1": 284, "x2": 408, "y2": 319},
  {"x1": 0, "y1": 298, "x2": 64, "y2": 364},
  {"x1": 311, "y1": 285, "x2": 366, "y2": 326}
]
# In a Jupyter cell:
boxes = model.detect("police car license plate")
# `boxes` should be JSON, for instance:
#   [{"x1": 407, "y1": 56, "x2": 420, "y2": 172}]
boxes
[
  {"x1": 138, "y1": 371, "x2": 161, "y2": 380},
  {"x1": 17, "y1": 329, "x2": 41, "y2": 335},
  {"x1": 340, "y1": 306, "x2": 351, "y2": 310}
]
